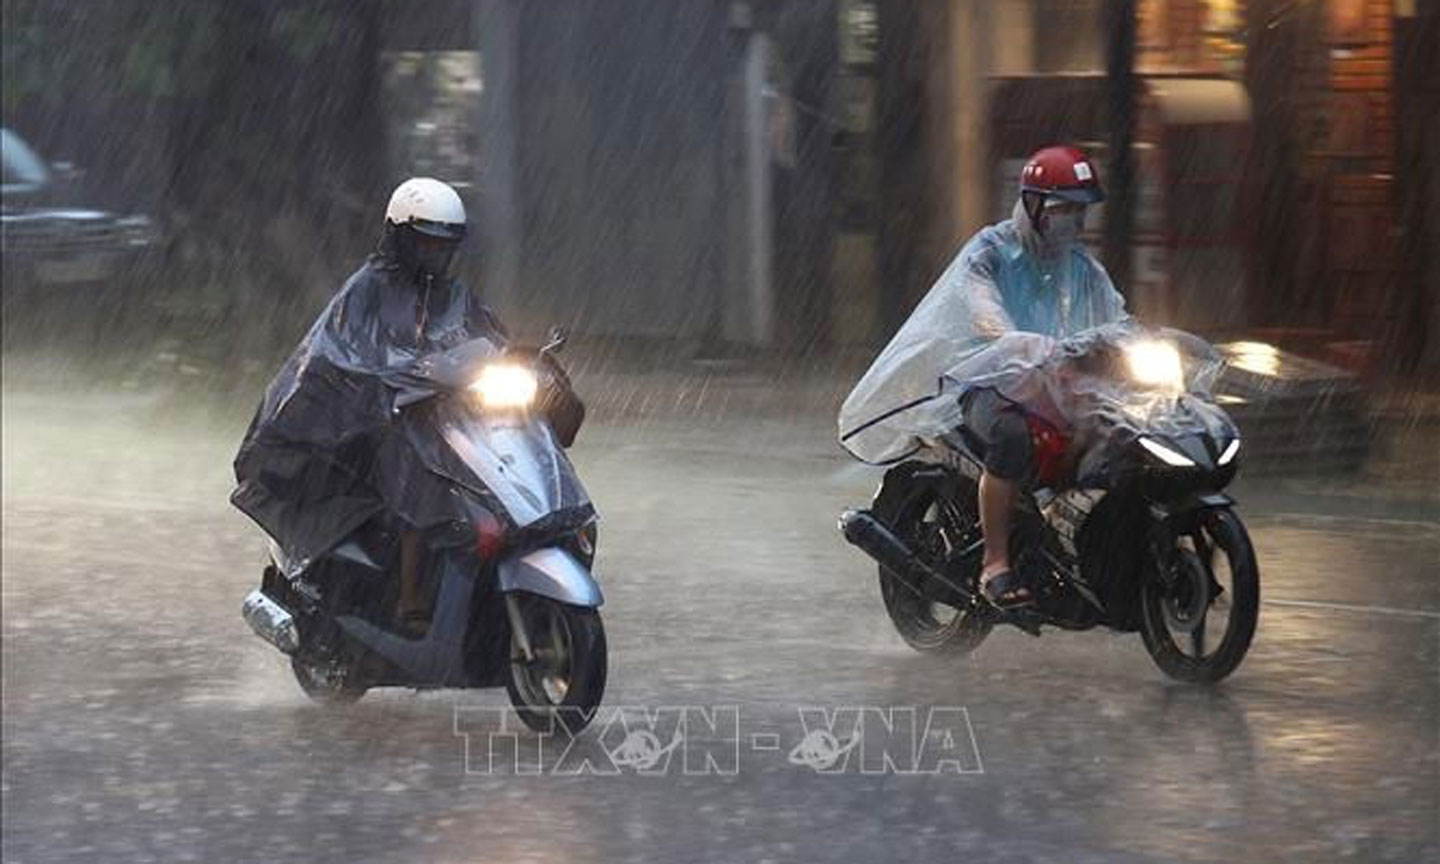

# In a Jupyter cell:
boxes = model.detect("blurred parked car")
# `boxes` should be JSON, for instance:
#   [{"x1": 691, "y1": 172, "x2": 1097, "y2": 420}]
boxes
[{"x1": 1, "y1": 126, "x2": 156, "y2": 293}]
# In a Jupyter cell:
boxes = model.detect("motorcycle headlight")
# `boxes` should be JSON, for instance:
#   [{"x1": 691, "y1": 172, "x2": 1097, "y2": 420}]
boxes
[
  {"x1": 471, "y1": 363, "x2": 538, "y2": 408},
  {"x1": 1217, "y1": 438, "x2": 1241, "y2": 466},
  {"x1": 1125, "y1": 340, "x2": 1185, "y2": 393},
  {"x1": 1139, "y1": 436, "x2": 1196, "y2": 468}
]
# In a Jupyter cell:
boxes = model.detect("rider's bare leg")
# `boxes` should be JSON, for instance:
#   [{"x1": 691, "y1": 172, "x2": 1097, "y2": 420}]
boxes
[
  {"x1": 962, "y1": 389, "x2": 1033, "y2": 604},
  {"x1": 978, "y1": 470, "x2": 1034, "y2": 605},
  {"x1": 979, "y1": 470, "x2": 1018, "y2": 577}
]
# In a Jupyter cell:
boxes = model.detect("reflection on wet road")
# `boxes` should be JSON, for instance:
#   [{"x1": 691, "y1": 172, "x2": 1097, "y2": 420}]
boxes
[{"x1": 3, "y1": 391, "x2": 1437, "y2": 863}]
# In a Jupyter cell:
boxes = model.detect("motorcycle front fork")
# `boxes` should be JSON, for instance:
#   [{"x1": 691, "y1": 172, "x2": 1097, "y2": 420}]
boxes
[
  {"x1": 504, "y1": 594, "x2": 535, "y2": 663},
  {"x1": 1145, "y1": 509, "x2": 1181, "y2": 589}
]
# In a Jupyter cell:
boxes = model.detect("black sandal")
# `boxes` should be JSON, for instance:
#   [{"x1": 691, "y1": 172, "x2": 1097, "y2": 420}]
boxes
[{"x1": 981, "y1": 569, "x2": 1034, "y2": 609}]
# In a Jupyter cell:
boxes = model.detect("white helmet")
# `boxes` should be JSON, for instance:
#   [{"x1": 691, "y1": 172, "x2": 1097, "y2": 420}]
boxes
[{"x1": 385, "y1": 177, "x2": 466, "y2": 239}]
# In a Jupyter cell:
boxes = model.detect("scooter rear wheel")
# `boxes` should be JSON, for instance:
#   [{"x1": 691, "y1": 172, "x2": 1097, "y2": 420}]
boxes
[{"x1": 291, "y1": 655, "x2": 368, "y2": 705}]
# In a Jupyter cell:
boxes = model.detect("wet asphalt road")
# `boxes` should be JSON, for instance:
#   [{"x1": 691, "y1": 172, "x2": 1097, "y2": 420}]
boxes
[{"x1": 2, "y1": 385, "x2": 1438, "y2": 864}]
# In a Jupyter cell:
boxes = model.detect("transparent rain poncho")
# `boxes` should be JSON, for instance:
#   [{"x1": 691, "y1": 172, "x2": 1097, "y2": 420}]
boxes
[{"x1": 838, "y1": 204, "x2": 1230, "y2": 470}]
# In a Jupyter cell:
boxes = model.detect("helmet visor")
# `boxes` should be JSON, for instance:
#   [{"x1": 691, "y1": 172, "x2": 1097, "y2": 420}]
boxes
[
  {"x1": 408, "y1": 217, "x2": 468, "y2": 240},
  {"x1": 1046, "y1": 184, "x2": 1105, "y2": 205}
]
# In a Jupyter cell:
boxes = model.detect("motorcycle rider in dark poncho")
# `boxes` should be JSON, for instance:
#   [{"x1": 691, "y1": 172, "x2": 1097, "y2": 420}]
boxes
[
  {"x1": 839, "y1": 146, "x2": 1127, "y2": 609},
  {"x1": 232, "y1": 178, "x2": 584, "y2": 636}
]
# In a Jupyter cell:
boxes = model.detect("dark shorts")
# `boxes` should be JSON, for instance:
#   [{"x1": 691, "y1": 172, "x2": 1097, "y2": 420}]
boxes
[{"x1": 960, "y1": 388, "x2": 1033, "y2": 482}]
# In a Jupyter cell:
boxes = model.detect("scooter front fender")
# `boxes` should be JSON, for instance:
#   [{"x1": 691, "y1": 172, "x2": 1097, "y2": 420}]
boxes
[{"x1": 498, "y1": 547, "x2": 603, "y2": 608}]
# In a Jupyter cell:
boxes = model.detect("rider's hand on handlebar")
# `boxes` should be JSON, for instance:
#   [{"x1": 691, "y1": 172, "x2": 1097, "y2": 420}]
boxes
[{"x1": 1053, "y1": 332, "x2": 1122, "y2": 379}]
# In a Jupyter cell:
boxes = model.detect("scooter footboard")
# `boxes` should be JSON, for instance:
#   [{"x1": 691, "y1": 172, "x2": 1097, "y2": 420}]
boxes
[{"x1": 498, "y1": 547, "x2": 603, "y2": 608}]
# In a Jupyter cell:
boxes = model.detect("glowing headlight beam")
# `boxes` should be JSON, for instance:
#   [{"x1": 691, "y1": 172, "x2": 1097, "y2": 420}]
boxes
[
  {"x1": 1125, "y1": 340, "x2": 1185, "y2": 392},
  {"x1": 471, "y1": 363, "x2": 538, "y2": 408},
  {"x1": 1218, "y1": 438, "x2": 1241, "y2": 466},
  {"x1": 1139, "y1": 436, "x2": 1196, "y2": 468}
]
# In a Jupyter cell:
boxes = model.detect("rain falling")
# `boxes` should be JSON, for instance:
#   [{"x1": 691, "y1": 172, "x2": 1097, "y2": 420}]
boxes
[{"x1": 2, "y1": 2, "x2": 1437, "y2": 862}]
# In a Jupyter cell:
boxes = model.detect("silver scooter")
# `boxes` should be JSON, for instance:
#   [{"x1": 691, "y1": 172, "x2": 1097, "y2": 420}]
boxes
[{"x1": 242, "y1": 330, "x2": 606, "y2": 732}]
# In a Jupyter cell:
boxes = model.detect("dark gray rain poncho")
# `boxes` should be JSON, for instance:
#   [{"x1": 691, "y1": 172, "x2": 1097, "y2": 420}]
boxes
[{"x1": 231, "y1": 229, "x2": 517, "y2": 576}]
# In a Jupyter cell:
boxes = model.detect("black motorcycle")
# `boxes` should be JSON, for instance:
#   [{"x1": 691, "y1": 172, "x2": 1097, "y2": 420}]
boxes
[
  {"x1": 242, "y1": 331, "x2": 607, "y2": 731},
  {"x1": 839, "y1": 330, "x2": 1260, "y2": 683}
]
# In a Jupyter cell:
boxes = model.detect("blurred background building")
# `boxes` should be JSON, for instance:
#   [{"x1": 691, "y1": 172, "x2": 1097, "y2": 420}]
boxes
[
  {"x1": 838, "y1": 0, "x2": 1437, "y2": 383},
  {"x1": 1, "y1": 0, "x2": 1435, "y2": 380}
]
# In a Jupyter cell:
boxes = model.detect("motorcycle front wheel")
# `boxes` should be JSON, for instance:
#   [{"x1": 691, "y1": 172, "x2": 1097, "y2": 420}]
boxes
[
  {"x1": 505, "y1": 594, "x2": 607, "y2": 734},
  {"x1": 1140, "y1": 508, "x2": 1260, "y2": 683}
]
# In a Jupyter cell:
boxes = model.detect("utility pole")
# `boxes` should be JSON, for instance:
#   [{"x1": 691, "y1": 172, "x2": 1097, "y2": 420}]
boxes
[
  {"x1": 875, "y1": 0, "x2": 926, "y2": 337},
  {"x1": 1102, "y1": 0, "x2": 1136, "y2": 294},
  {"x1": 475, "y1": 0, "x2": 523, "y2": 319}
]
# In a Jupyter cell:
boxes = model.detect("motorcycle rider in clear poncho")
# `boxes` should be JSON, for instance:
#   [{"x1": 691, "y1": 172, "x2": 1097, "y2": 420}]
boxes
[{"x1": 838, "y1": 146, "x2": 1127, "y2": 609}]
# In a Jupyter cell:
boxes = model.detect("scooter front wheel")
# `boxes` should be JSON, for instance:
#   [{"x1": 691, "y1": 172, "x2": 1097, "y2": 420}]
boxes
[{"x1": 505, "y1": 594, "x2": 607, "y2": 734}]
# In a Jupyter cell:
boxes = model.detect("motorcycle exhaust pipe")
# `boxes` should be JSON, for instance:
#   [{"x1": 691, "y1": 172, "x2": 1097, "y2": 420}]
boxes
[
  {"x1": 839, "y1": 509, "x2": 973, "y2": 606},
  {"x1": 242, "y1": 589, "x2": 301, "y2": 655}
]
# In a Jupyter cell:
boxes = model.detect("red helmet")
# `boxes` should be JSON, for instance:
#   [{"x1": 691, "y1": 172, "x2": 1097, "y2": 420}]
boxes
[{"x1": 1019, "y1": 146, "x2": 1105, "y2": 205}]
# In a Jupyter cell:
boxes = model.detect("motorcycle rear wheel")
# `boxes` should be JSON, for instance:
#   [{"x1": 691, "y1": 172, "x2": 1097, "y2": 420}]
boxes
[
  {"x1": 505, "y1": 594, "x2": 607, "y2": 735},
  {"x1": 876, "y1": 473, "x2": 992, "y2": 655},
  {"x1": 1140, "y1": 508, "x2": 1260, "y2": 683}
]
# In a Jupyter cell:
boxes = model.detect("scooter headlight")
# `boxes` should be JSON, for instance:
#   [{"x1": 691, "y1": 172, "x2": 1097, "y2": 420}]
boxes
[
  {"x1": 1217, "y1": 438, "x2": 1241, "y2": 466},
  {"x1": 471, "y1": 363, "x2": 538, "y2": 408},
  {"x1": 1125, "y1": 339, "x2": 1185, "y2": 394},
  {"x1": 1139, "y1": 436, "x2": 1196, "y2": 468}
]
